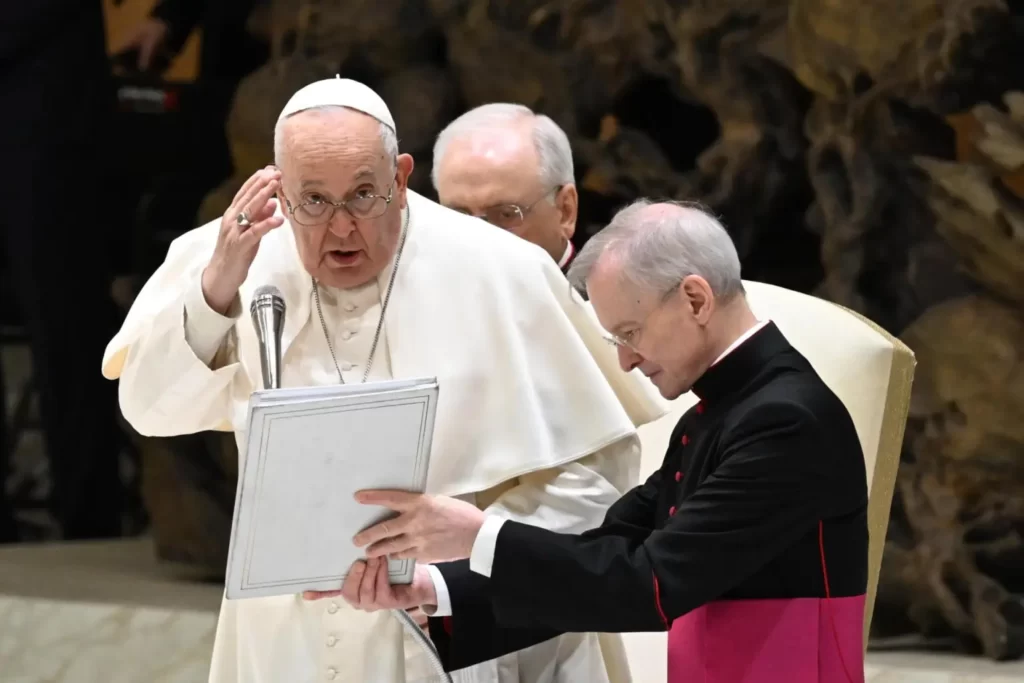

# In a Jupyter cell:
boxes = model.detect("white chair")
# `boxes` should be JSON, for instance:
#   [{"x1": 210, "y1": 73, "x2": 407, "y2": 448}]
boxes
[{"x1": 620, "y1": 280, "x2": 916, "y2": 683}]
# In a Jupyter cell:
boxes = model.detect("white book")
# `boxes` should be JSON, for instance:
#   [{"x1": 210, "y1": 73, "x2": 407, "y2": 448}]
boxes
[{"x1": 224, "y1": 376, "x2": 440, "y2": 600}]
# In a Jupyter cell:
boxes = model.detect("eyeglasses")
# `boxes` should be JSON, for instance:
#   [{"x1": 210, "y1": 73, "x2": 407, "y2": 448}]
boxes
[
  {"x1": 603, "y1": 287, "x2": 678, "y2": 352},
  {"x1": 464, "y1": 186, "x2": 562, "y2": 231},
  {"x1": 285, "y1": 183, "x2": 394, "y2": 226}
]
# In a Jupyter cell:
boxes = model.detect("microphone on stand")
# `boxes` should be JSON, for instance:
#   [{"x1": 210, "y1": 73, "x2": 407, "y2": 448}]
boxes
[{"x1": 250, "y1": 285, "x2": 286, "y2": 390}]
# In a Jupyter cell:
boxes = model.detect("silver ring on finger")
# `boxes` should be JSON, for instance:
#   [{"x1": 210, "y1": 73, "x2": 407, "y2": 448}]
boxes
[{"x1": 236, "y1": 210, "x2": 252, "y2": 228}]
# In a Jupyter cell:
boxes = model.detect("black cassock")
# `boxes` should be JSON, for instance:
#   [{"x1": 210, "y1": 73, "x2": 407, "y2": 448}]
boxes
[{"x1": 428, "y1": 322, "x2": 869, "y2": 680}]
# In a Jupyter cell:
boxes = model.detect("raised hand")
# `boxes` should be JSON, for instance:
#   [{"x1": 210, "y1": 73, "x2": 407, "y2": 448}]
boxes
[{"x1": 201, "y1": 167, "x2": 285, "y2": 313}]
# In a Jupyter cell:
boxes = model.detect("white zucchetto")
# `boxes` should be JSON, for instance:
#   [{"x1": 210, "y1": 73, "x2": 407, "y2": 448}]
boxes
[{"x1": 277, "y1": 76, "x2": 396, "y2": 133}]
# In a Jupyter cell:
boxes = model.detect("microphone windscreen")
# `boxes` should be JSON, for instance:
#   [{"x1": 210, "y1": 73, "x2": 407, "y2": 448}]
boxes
[
  {"x1": 253, "y1": 284, "x2": 284, "y2": 300},
  {"x1": 251, "y1": 285, "x2": 286, "y2": 314}
]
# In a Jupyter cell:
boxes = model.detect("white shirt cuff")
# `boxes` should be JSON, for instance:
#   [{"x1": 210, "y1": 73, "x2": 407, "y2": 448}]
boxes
[
  {"x1": 183, "y1": 273, "x2": 240, "y2": 366},
  {"x1": 424, "y1": 565, "x2": 452, "y2": 617},
  {"x1": 469, "y1": 516, "x2": 507, "y2": 578}
]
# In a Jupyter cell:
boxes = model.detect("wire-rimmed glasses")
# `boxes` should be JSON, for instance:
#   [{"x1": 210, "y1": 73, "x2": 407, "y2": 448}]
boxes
[
  {"x1": 286, "y1": 184, "x2": 394, "y2": 226},
  {"x1": 466, "y1": 185, "x2": 563, "y2": 231}
]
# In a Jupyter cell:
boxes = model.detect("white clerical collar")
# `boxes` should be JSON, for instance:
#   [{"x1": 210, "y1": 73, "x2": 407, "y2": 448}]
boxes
[
  {"x1": 711, "y1": 319, "x2": 769, "y2": 367},
  {"x1": 558, "y1": 241, "x2": 574, "y2": 269}
]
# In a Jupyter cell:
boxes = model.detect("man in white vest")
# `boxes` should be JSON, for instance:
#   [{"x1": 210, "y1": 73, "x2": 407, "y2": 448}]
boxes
[{"x1": 102, "y1": 77, "x2": 666, "y2": 683}]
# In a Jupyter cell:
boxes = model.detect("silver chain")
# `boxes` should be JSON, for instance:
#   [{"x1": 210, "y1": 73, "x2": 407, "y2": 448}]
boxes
[{"x1": 312, "y1": 206, "x2": 410, "y2": 384}]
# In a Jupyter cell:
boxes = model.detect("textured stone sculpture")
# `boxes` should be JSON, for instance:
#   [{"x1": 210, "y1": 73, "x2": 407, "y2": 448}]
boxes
[
  {"x1": 124, "y1": 0, "x2": 1024, "y2": 659},
  {"x1": 880, "y1": 88, "x2": 1024, "y2": 659}
]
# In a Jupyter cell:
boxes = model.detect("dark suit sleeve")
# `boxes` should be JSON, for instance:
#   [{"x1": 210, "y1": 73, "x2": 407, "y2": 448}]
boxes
[
  {"x1": 600, "y1": 468, "x2": 662, "y2": 530},
  {"x1": 423, "y1": 468, "x2": 668, "y2": 669},
  {"x1": 426, "y1": 560, "x2": 563, "y2": 672},
  {"x1": 484, "y1": 403, "x2": 845, "y2": 633},
  {"x1": 596, "y1": 412, "x2": 685, "y2": 532}
]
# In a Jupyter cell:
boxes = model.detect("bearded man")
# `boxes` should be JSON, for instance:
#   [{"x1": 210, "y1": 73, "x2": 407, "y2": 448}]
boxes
[{"x1": 102, "y1": 78, "x2": 666, "y2": 683}]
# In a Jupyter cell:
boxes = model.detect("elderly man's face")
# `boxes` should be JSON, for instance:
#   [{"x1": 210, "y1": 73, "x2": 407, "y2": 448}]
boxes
[
  {"x1": 277, "y1": 108, "x2": 414, "y2": 290},
  {"x1": 587, "y1": 257, "x2": 716, "y2": 400},
  {"x1": 435, "y1": 126, "x2": 576, "y2": 262}
]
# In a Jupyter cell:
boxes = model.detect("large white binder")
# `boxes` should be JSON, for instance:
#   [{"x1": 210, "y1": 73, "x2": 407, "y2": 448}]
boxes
[{"x1": 225, "y1": 377, "x2": 439, "y2": 600}]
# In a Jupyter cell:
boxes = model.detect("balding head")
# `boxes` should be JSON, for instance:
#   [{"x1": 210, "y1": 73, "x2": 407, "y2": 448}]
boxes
[
  {"x1": 432, "y1": 103, "x2": 578, "y2": 262},
  {"x1": 273, "y1": 105, "x2": 414, "y2": 290},
  {"x1": 569, "y1": 199, "x2": 749, "y2": 399}
]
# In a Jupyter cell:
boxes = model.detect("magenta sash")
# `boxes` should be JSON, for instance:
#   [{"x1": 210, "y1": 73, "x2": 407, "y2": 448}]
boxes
[{"x1": 667, "y1": 594, "x2": 865, "y2": 683}]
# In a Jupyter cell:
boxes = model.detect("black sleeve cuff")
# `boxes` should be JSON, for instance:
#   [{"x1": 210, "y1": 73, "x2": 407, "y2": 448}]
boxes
[{"x1": 426, "y1": 560, "x2": 564, "y2": 672}]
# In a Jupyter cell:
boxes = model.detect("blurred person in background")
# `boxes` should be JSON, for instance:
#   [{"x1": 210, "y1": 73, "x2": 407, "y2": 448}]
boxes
[
  {"x1": 0, "y1": 1, "x2": 124, "y2": 541},
  {"x1": 115, "y1": 0, "x2": 267, "y2": 218}
]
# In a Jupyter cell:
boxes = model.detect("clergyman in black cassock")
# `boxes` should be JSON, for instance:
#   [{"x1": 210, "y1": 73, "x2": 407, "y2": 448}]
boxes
[
  {"x1": 346, "y1": 200, "x2": 870, "y2": 683},
  {"x1": 426, "y1": 321, "x2": 868, "y2": 683}
]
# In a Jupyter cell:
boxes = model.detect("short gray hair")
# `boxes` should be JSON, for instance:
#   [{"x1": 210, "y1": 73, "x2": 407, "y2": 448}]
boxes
[
  {"x1": 431, "y1": 103, "x2": 574, "y2": 190},
  {"x1": 568, "y1": 199, "x2": 744, "y2": 300},
  {"x1": 273, "y1": 105, "x2": 399, "y2": 168}
]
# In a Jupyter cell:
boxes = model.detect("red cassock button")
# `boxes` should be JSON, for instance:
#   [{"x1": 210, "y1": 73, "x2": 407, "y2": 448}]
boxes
[
  {"x1": 681, "y1": 434, "x2": 689, "y2": 446},
  {"x1": 675, "y1": 471, "x2": 682, "y2": 482},
  {"x1": 696, "y1": 403, "x2": 704, "y2": 415},
  {"x1": 669, "y1": 506, "x2": 677, "y2": 516}
]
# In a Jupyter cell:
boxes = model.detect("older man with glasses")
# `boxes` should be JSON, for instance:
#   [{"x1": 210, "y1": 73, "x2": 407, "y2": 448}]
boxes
[
  {"x1": 103, "y1": 77, "x2": 667, "y2": 683},
  {"x1": 431, "y1": 104, "x2": 579, "y2": 272}
]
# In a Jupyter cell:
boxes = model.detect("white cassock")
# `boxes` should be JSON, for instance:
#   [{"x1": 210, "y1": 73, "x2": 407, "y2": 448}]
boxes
[{"x1": 102, "y1": 189, "x2": 668, "y2": 683}]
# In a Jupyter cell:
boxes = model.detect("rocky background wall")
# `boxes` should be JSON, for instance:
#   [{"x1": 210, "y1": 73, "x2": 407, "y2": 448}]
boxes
[{"x1": 133, "y1": 0, "x2": 1024, "y2": 661}]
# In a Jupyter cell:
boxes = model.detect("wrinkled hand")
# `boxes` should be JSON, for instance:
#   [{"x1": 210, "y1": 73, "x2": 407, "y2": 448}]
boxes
[
  {"x1": 303, "y1": 558, "x2": 436, "y2": 615},
  {"x1": 201, "y1": 167, "x2": 285, "y2": 313},
  {"x1": 353, "y1": 490, "x2": 486, "y2": 563}
]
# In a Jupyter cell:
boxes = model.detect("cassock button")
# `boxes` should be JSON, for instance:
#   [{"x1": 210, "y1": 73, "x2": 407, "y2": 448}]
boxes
[
  {"x1": 344, "y1": 301, "x2": 356, "y2": 312},
  {"x1": 696, "y1": 403, "x2": 704, "y2": 415},
  {"x1": 675, "y1": 471, "x2": 682, "y2": 482},
  {"x1": 669, "y1": 506, "x2": 676, "y2": 516},
  {"x1": 681, "y1": 435, "x2": 689, "y2": 446},
  {"x1": 327, "y1": 602, "x2": 339, "y2": 614},
  {"x1": 341, "y1": 330, "x2": 353, "y2": 340},
  {"x1": 341, "y1": 362, "x2": 355, "y2": 371},
  {"x1": 326, "y1": 635, "x2": 337, "y2": 647},
  {"x1": 327, "y1": 667, "x2": 338, "y2": 680}
]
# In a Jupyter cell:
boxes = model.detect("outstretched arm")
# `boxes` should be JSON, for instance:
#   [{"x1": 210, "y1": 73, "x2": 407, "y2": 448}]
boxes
[
  {"x1": 426, "y1": 436, "x2": 640, "y2": 670},
  {"x1": 475, "y1": 404, "x2": 845, "y2": 633},
  {"x1": 426, "y1": 440, "x2": 660, "y2": 670}
]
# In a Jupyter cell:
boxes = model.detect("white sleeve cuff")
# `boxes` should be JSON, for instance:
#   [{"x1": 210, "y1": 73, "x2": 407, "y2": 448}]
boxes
[
  {"x1": 183, "y1": 273, "x2": 240, "y2": 366},
  {"x1": 424, "y1": 564, "x2": 452, "y2": 617},
  {"x1": 469, "y1": 516, "x2": 507, "y2": 578}
]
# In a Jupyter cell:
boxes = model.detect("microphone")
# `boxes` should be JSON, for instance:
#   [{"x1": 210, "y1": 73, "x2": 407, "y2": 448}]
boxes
[
  {"x1": 249, "y1": 285, "x2": 448, "y2": 679},
  {"x1": 250, "y1": 285, "x2": 286, "y2": 390}
]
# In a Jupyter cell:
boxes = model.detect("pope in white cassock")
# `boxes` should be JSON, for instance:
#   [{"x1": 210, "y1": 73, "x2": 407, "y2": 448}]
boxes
[{"x1": 101, "y1": 77, "x2": 668, "y2": 683}]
